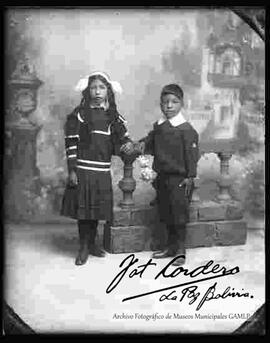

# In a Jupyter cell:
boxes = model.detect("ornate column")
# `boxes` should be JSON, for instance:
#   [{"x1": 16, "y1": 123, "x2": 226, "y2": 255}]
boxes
[
  {"x1": 118, "y1": 152, "x2": 137, "y2": 209},
  {"x1": 216, "y1": 152, "x2": 233, "y2": 201},
  {"x1": 5, "y1": 57, "x2": 43, "y2": 221}
]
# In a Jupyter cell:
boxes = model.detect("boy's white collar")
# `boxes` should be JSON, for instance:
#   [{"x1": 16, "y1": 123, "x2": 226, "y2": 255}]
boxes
[{"x1": 157, "y1": 111, "x2": 186, "y2": 127}]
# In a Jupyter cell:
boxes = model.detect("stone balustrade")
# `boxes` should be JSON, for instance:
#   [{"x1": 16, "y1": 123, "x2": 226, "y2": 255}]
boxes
[{"x1": 104, "y1": 141, "x2": 247, "y2": 253}]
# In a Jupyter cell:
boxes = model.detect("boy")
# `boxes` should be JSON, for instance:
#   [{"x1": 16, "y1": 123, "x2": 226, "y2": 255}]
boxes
[{"x1": 135, "y1": 84, "x2": 199, "y2": 266}]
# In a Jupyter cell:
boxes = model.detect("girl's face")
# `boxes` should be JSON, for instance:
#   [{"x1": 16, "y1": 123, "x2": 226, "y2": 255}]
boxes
[
  {"x1": 160, "y1": 93, "x2": 183, "y2": 119},
  {"x1": 89, "y1": 79, "x2": 108, "y2": 105}
]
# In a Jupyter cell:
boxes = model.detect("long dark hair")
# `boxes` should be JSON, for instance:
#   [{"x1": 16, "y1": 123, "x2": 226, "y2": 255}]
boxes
[{"x1": 79, "y1": 74, "x2": 117, "y2": 112}]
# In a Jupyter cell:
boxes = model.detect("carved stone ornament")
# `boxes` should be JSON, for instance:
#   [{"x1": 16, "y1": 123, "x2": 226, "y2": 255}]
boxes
[
  {"x1": 15, "y1": 88, "x2": 37, "y2": 115},
  {"x1": 11, "y1": 56, "x2": 37, "y2": 81},
  {"x1": 7, "y1": 57, "x2": 43, "y2": 127},
  {"x1": 9, "y1": 57, "x2": 43, "y2": 89}
]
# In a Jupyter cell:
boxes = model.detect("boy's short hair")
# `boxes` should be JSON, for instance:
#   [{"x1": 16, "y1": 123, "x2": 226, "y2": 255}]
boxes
[{"x1": 160, "y1": 84, "x2": 184, "y2": 101}]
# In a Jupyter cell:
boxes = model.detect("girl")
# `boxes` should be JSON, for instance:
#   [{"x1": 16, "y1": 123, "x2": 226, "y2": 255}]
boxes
[
  {"x1": 61, "y1": 72, "x2": 133, "y2": 266},
  {"x1": 135, "y1": 84, "x2": 199, "y2": 266}
]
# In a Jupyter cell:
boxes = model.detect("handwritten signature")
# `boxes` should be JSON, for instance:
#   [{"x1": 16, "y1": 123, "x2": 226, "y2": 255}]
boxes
[{"x1": 106, "y1": 254, "x2": 253, "y2": 310}]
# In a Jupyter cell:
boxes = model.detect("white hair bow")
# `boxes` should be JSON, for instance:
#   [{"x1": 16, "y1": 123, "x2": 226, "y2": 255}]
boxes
[{"x1": 74, "y1": 71, "x2": 123, "y2": 95}]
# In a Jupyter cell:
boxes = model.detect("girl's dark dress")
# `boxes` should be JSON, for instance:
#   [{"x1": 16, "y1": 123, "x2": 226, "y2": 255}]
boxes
[{"x1": 61, "y1": 106, "x2": 129, "y2": 222}]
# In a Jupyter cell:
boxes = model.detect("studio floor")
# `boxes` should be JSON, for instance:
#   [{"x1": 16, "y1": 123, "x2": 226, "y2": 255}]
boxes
[{"x1": 4, "y1": 220, "x2": 265, "y2": 335}]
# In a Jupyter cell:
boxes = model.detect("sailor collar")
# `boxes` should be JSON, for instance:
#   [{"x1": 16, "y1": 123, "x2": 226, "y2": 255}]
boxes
[
  {"x1": 89, "y1": 103, "x2": 108, "y2": 110},
  {"x1": 77, "y1": 107, "x2": 125, "y2": 124}
]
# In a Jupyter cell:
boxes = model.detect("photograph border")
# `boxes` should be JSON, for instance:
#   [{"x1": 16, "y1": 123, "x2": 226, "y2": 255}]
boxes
[{"x1": 1, "y1": 5, "x2": 267, "y2": 336}]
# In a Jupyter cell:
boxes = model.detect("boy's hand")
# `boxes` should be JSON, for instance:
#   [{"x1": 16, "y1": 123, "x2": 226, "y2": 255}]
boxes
[
  {"x1": 133, "y1": 141, "x2": 145, "y2": 155},
  {"x1": 179, "y1": 177, "x2": 194, "y2": 198},
  {"x1": 68, "y1": 170, "x2": 78, "y2": 187},
  {"x1": 120, "y1": 141, "x2": 134, "y2": 155}
]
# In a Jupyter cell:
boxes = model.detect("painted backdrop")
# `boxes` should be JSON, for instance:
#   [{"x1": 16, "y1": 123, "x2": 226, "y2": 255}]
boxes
[{"x1": 5, "y1": 8, "x2": 265, "y2": 221}]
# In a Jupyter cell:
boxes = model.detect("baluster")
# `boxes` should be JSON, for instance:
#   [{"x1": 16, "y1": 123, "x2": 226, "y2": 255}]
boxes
[
  {"x1": 191, "y1": 177, "x2": 201, "y2": 203},
  {"x1": 191, "y1": 152, "x2": 203, "y2": 204},
  {"x1": 216, "y1": 152, "x2": 232, "y2": 201},
  {"x1": 118, "y1": 152, "x2": 137, "y2": 209}
]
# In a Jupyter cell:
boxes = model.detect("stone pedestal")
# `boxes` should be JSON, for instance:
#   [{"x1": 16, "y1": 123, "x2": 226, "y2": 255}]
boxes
[
  {"x1": 103, "y1": 200, "x2": 247, "y2": 254},
  {"x1": 5, "y1": 122, "x2": 41, "y2": 221},
  {"x1": 103, "y1": 205, "x2": 166, "y2": 253}
]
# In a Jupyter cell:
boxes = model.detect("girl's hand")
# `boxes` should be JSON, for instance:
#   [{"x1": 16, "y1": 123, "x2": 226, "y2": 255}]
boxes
[
  {"x1": 120, "y1": 141, "x2": 134, "y2": 155},
  {"x1": 68, "y1": 170, "x2": 78, "y2": 187},
  {"x1": 179, "y1": 177, "x2": 194, "y2": 198}
]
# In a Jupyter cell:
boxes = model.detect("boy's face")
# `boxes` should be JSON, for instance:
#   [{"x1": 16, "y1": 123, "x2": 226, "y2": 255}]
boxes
[
  {"x1": 89, "y1": 79, "x2": 108, "y2": 105},
  {"x1": 160, "y1": 93, "x2": 183, "y2": 119}
]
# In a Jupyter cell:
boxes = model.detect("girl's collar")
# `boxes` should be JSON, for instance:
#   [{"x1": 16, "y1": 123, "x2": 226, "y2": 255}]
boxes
[
  {"x1": 89, "y1": 99, "x2": 109, "y2": 110},
  {"x1": 77, "y1": 105, "x2": 119, "y2": 123}
]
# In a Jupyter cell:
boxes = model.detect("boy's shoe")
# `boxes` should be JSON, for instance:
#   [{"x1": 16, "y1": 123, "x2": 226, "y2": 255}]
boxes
[
  {"x1": 171, "y1": 255, "x2": 186, "y2": 266},
  {"x1": 152, "y1": 248, "x2": 176, "y2": 259},
  {"x1": 150, "y1": 242, "x2": 165, "y2": 251}
]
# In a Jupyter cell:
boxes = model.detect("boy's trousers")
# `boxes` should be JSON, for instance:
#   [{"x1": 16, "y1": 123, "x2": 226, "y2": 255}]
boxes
[{"x1": 155, "y1": 173, "x2": 193, "y2": 252}]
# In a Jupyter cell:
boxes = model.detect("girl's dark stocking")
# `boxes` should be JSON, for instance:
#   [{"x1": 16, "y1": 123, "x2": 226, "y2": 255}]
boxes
[
  {"x1": 88, "y1": 220, "x2": 105, "y2": 257},
  {"x1": 75, "y1": 220, "x2": 91, "y2": 266}
]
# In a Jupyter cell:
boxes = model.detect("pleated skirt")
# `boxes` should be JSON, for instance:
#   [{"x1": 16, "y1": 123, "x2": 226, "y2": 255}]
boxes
[{"x1": 61, "y1": 169, "x2": 113, "y2": 221}]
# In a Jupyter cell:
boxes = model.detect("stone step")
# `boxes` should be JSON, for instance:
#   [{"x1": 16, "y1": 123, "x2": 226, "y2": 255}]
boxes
[
  {"x1": 103, "y1": 219, "x2": 247, "y2": 254},
  {"x1": 112, "y1": 200, "x2": 244, "y2": 227}
]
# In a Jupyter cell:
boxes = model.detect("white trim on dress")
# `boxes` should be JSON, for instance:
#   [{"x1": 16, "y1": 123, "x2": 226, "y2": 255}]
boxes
[
  {"x1": 77, "y1": 165, "x2": 111, "y2": 172},
  {"x1": 66, "y1": 146, "x2": 77, "y2": 150},
  {"x1": 91, "y1": 123, "x2": 111, "y2": 135},
  {"x1": 77, "y1": 159, "x2": 111, "y2": 166},
  {"x1": 65, "y1": 135, "x2": 79, "y2": 139}
]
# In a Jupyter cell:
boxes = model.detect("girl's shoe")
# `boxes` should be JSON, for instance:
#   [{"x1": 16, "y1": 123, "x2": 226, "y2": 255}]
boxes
[
  {"x1": 89, "y1": 244, "x2": 106, "y2": 257},
  {"x1": 75, "y1": 244, "x2": 89, "y2": 265}
]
